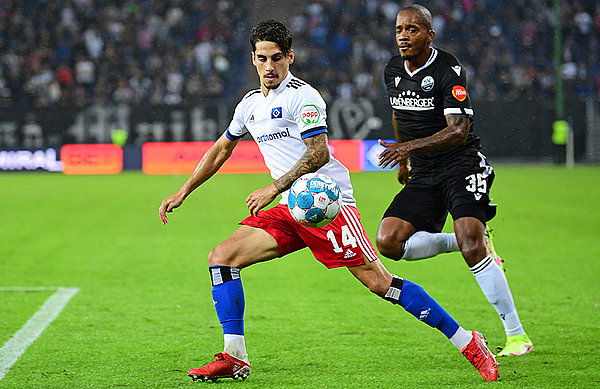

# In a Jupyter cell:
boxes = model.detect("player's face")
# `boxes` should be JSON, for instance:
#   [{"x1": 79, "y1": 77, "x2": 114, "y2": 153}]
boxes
[
  {"x1": 395, "y1": 11, "x2": 435, "y2": 61},
  {"x1": 252, "y1": 41, "x2": 294, "y2": 93}
]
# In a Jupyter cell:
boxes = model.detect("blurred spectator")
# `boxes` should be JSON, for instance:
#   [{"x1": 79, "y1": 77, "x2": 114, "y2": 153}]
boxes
[
  {"x1": 0, "y1": 0, "x2": 597, "y2": 109},
  {"x1": 291, "y1": 0, "x2": 599, "y2": 102},
  {"x1": 0, "y1": 0, "x2": 249, "y2": 107}
]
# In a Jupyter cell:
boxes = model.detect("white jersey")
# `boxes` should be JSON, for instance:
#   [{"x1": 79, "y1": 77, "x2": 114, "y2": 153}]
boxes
[{"x1": 226, "y1": 72, "x2": 356, "y2": 206}]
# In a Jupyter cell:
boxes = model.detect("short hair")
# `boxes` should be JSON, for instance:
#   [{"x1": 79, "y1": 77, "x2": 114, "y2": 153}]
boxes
[
  {"x1": 401, "y1": 4, "x2": 433, "y2": 30},
  {"x1": 249, "y1": 20, "x2": 293, "y2": 54}
]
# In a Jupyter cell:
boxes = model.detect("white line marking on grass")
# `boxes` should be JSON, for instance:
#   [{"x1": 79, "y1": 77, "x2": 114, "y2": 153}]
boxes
[{"x1": 0, "y1": 287, "x2": 80, "y2": 381}]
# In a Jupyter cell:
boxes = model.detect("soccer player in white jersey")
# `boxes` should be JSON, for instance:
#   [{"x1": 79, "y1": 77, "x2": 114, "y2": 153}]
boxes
[{"x1": 158, "y1": 20, "x2": 498, "y2": 383}]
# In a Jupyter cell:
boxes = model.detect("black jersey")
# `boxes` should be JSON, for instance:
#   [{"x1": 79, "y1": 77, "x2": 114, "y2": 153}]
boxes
[{"x1": 385, "y1": 47, "x2": 481, "y2": 171}]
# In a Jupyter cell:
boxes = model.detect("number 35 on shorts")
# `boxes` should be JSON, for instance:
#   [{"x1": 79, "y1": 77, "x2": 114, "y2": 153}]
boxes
[{"x1": 465, "y1": 173, "x2": 487, "y2": 200}]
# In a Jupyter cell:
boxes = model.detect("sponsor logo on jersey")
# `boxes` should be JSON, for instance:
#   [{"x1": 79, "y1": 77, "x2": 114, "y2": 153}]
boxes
[
  {"x1": 389, "y1": 90, "x2": 435, "y2": 111},
  {"x1": 452, "y1": 85, "x2": 467, "y2": 101},
  {"x1": 395, "y1": 76, "x2": 401, "y2": 87},
  {"x1": 271, "y1": 107, "x2": 282, "y2": 119},
  {"x1": 452, "y1": 65, "x2": 461, "y2": 76},
  {"x1": 300, "y1": 104, "x2": 320, "y2": 124},
  {"x1": 421, "y1": 76, "x2": 434, "y2": 92},
  {"x1": 249, "y1": 114, "x2": 255, "y2": 123},
  {"x1": 256, "y1": 128, "x2": 291, "y2": 143}
]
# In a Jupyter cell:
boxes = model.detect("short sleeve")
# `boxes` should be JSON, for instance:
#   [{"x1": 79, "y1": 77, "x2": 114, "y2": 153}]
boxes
[
  {"x1": 440, "y1": 59, "x2": 474, "y2": 117},
  {"x1": 291, "y1": 86, "x2": 328, "y2": 140},
  {"x1": 225, "y1": 99, "x2": 249, "y2": 140}
]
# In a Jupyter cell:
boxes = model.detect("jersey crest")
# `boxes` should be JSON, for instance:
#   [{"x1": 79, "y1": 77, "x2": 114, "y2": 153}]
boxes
[
  {"x1": 271, "y1": 107, "x2": 282, "y2": 119},
  {"x1": 421, "y1": 76, "x2": 434, "y2": 92}
]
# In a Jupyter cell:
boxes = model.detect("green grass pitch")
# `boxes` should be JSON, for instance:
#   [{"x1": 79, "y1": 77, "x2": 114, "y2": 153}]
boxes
[{"x1": 0, "y1": 166, "x2": 599, "y2": 388}]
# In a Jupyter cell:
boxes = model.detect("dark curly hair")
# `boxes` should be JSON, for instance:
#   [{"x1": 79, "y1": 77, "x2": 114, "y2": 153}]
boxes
[{"x1": 249, "y1": 20, "x2": 293, "y2": 54}]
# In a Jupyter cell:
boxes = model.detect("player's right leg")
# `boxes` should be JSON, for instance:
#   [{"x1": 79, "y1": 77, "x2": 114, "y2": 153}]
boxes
[
  {"x1": 188, "y1": 225, "x2": 280, "y2": 382},
  {"x1": 376, "y1": 186, "x2": 458, "y2": 261},
  {"x1": 348, "y1": 260, "x2": 498, "y2": 381}
]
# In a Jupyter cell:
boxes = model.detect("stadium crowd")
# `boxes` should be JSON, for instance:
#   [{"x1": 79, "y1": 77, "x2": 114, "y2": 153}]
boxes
[
  {"x1": 0, "y1": 0, "x2": 249, "y2": 107},
  {"x1": 0, "y1": 0, "x2": 598, "y2": 108},
  {"x1": 290, "y1": 0, "x2": 600, "y2": 101}
]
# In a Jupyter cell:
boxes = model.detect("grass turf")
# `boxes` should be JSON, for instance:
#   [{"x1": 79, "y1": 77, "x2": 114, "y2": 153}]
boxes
[{"x1": 0, "y1": 166, "x2": 599, "y2": 388}]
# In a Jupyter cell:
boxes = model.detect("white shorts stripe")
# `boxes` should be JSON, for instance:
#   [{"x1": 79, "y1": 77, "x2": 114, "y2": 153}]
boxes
[{"x1": 340, "y1": 207, "x2": 379, "y2": 261}]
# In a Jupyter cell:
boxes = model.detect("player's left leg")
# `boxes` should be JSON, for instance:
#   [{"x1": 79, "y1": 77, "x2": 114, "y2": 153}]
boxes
[
  {"x1": 454, "y1": 217, "x2": 533, "y2": 356},
  {"x1": 348, "y1": 260, "x2": 498, "y2": 381}
]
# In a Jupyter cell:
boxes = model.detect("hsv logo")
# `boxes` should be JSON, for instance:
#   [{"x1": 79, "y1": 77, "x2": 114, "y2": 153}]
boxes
[
  {"x1": 271, "y1": 107, "x2": 282, "y2": 119},
  {"x1": 300, "y1": 104, "x2": 320, "y2": 125},
  {"x1": 452, "y1": 85, "x2": 467, "y2": 101}
]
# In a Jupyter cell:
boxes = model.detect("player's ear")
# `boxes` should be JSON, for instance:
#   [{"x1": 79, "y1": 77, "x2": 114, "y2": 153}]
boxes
[
  {"x1": 427, "y1": 29, "x2": 435, "y2": 44},
  {"x1": 288, "y1": 49, "x2": 294, "y2": 64},
  {"x1": 251, "y1": 51, "x2": 256, "y2": 65}
]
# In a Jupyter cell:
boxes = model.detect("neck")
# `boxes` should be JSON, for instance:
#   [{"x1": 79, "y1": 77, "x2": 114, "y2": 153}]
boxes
[{"x1": 406, "y1": 46, "x2": 432, "y2": 73}]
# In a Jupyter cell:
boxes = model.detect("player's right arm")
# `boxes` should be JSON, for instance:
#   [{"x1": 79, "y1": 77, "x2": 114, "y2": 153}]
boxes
[
  {"x1": 391, "y1": 110, "x2": 410, "y2": 185},
  {"x1": 159, "y1": 133, "x2": 239, "y2": 224}
]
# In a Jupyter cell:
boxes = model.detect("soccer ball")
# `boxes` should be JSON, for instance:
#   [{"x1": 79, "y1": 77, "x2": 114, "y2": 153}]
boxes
[{"x1": 287, "y1": 173, "x2": 342, "y2": 228}]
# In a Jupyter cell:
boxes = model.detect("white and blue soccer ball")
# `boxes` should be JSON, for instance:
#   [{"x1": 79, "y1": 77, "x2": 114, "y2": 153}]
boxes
[{"x1": 287, "y1": 173, "x2": 342, "y2": 228}]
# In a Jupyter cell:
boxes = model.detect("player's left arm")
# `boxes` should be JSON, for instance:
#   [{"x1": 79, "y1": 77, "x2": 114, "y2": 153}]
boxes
[{"x1": 245, "y1": 133, "x2": 329, "y2": 215}]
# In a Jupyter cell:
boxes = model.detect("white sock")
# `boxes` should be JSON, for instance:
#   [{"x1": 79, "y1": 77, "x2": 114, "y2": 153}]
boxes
[
  {"x1": 402, "y1": 231, "x2": 459, "y2": 260},
  {"x1": 471, "y1": 256, "x2": 525, "y2": 337},
  {"x1": 223, "y1": 334, "x2": 248, "y2": 362},
  {"x1": 450, "y1": 327, "x2": 473, "y2": 351}
]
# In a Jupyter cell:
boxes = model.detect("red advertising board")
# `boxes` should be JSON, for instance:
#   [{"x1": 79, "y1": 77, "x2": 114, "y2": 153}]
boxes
[
  {"x1": 61, "y1": 144, "x2": 123, "y2": 175},
  {"x1": 328, "y1": 139, "x2": 363, "y2": 172},
  {"x1": 142, "y1": 140, "x2": 363, "y2": 175},
  {"x1": 142, "y1": 142, "x2": 267, "y2": 175}
]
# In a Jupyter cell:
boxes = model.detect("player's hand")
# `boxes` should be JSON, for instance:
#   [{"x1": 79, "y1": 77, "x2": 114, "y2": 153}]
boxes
[
  {"x1": 246, "y1": 184, "x2": 279, "y2": 216},
  {"x1": 397, "y1": 159, "x2": 411, "y2": 185},
  {"x1": 378, "y1": 139, "x2": 413, "y2": 169},
  {"x1": 159, "y1": 190, "x2": 186, "y2": 225}
]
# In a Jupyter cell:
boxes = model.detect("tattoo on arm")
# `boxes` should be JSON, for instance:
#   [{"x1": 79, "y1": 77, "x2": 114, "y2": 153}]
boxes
[
  {"x1": 409, "y1": 114, "x2": 470, "y2": 154},
  {"x1": 273, "y1": 133, "x2": 330, "y2": 193}
]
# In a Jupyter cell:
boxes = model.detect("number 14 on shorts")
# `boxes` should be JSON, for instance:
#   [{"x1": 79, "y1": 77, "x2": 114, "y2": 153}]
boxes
[{"x1": 327, "y1": 225, "x2": 357, "y2": 253}]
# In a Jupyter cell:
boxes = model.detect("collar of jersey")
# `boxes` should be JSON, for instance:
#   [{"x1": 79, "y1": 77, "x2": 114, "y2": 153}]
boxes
[
  {"x1": 403, "y1": 47, "x2": 438, "y2": 77},
  {"x1": 263, "y1": 72, "x2": 294, "y2": 97}
]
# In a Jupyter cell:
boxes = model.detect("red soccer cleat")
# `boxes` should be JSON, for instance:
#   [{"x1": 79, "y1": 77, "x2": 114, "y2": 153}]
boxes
[
  {"x1": 188, "y1": 352, "x2": 251, "y2": 382},
  {"x1": 461, "y1": 331, "x2": 499, "y2": 381}
]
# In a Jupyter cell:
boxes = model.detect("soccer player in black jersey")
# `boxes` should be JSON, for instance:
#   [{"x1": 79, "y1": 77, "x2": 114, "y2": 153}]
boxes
[{"x1": 376, "y1": 4, "x2": 533, "y2": 356}]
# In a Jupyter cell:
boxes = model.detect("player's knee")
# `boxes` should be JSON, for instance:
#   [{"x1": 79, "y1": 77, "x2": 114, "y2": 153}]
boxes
[
  {"x1": 367, "y1": 278, "x2": 391, "y2": 297},
  {"x1": 207, "y1": 245, "x2": 233, "y2": 267},
  {"x1": 460, "y1": 240, "x2": 486, "y2": 265},
  {"x1": 375, "y1": 232, "x2": 403, "y2": 260}
]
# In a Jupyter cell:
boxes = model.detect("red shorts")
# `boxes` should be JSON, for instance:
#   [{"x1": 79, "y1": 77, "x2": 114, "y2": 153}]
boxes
[{"x1": 240, "y1": 204, "x2": 379, "y2": 269}]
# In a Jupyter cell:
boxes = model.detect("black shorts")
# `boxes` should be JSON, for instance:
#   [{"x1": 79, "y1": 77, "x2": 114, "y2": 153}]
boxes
[{"x1": 382, "y1": 151, "x2": 497, "y2": 233}]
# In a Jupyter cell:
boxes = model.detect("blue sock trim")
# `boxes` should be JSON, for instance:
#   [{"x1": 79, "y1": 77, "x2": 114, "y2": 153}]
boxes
[
  {"x1": 399, "y1": 279, "x2": 460, "y2": 339},
  {"x1": 210, "y1": 266, "x2": 245, "y2": 335}
]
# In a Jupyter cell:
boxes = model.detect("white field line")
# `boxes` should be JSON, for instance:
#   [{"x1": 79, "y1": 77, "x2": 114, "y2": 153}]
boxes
[{"x1": 0, "y1": 287, "x2": 80, "y2": 380}]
